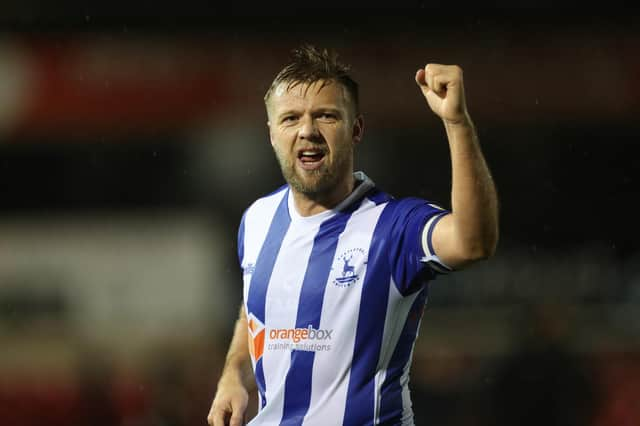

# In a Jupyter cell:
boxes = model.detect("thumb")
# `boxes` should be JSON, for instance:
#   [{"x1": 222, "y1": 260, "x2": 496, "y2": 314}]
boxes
[
  {"x1": 415, "y1": 69, "x2": 429, "y2": 92},
  {"x1": 415, "y1": 68, "x2": 436, "y2": 102}
]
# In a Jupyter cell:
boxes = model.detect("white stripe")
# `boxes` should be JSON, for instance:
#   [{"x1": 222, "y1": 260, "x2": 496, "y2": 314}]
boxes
[
  {"x1": 242, "y1": 188, "x2": 288, "y2": 294},
  {"x1": 400, "y1": 343, "x2": 418, "y2": 425},
  {"x1": 374, "y1": 368, "x2": 386, "y2": 425},
  {"x1": 302, "y1": 198, "x2": 386, "y2": 426},
  {"x1": 374, "y1": 281, "x2": 421, "y2": 424},
  {"x1": 251, "y1": 218, "x2": 322, "y2": 425},
  {"x1": 242, "y1": 189, "x2": 290, "y2": 425},
  {"x1": 420, "y1": 214, "x2": 439, "y2": 256},
  {"x1": 242, "y1": 188, "x2": 288, "y2": 367}
]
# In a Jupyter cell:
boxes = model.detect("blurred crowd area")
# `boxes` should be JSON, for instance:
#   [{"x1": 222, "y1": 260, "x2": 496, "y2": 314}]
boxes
[{"x1": 1, "y1": 8, "x2": 639, "y2": 426}]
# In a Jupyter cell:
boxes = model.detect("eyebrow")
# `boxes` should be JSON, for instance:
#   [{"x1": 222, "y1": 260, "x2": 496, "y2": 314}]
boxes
[
  {"x1": 314, "y1": 107, "x2": 342, "y2": 115},
  {"x1": 276, "y1": 107, "x2": 342, "y2": 119},
  {"x1": 276, "y1": 109, "x2": 300, "y2": 120}
]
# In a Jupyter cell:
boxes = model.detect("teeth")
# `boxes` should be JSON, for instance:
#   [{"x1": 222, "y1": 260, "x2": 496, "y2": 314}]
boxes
[{"x1": 302, "y1": 151, "x2": 320, "y2": 156}]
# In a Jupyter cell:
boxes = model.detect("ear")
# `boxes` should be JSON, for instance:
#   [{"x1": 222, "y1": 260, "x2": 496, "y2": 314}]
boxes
[{"x1": 352, "y1": 115, "x2": 364, "y2": 145}]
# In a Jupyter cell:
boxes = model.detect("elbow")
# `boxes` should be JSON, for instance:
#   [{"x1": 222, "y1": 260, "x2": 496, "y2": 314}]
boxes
[
  {"x1": 445, "y1": 223, "x2": 499, "y2": 269},
  {"x1": 461, "y1": 234, "x2": 498, "y2": 263},
  {"x1": 463, "y1": 247, "x2": 493, "y2": 263},
  {"x1": 480, "y1": 234, "x2": 499, "y2": 259}
]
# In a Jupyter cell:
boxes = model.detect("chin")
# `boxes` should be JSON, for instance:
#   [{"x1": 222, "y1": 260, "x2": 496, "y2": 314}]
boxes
[{"x1": 289, "y1": 172, "x2": 335, "y2": 196}]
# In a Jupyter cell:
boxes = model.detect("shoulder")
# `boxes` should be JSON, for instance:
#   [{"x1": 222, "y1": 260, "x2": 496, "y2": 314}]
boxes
[
  {"x1": 380, "y1": 194, "x2": 444, "y2": 213},
  {"x1": 376, "y1": 196, "x2": 449, "y2": 235},
  {"x1": 239, "y1": 184, "x2": 289, "y2": 235},
  {"x1": 359, "y1": 187, "x2": 443, "y2": 216},
  {"x1": 244, "y1": 184, "x2": 288, "y2": 216}
]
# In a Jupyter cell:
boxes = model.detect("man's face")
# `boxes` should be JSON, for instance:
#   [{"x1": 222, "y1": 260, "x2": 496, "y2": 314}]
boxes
[{"x1": 266, "y1": 80, "x2": 363, "y2": 197}]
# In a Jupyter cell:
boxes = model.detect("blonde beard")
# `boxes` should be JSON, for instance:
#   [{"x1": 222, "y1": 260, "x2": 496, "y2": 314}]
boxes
[{"x1": 274, "y1": 149, "x2": 352, "y2": 198}]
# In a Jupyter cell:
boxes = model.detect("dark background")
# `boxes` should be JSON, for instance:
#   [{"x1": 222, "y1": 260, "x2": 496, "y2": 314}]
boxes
[{"x1": 0, "y1": 4, "x2": 639, "y2": 426}]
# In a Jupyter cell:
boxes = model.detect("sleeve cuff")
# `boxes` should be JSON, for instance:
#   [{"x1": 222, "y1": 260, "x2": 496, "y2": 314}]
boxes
[{"x1": 420, "y1": 212, "x2": 452, "y2": 274}]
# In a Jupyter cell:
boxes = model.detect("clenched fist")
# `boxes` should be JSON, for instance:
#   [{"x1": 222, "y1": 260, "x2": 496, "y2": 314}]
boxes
[{"x1": 415, "y1": 64, "x2": 470, "y2": 125}]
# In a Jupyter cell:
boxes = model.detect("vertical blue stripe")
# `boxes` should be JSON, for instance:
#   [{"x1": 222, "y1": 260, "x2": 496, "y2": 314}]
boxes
[
  {"x1": 246, "y1": 190, "x2": 291, "y2": 406},
  {"x1": 280, "y1": 351, "x2": 315, "y2": 426},
  {"x1": 378, "y1": 289, "x2": 428, "y2": 424},
  {"x1": 237, "y1": 211, "x2": 246, "y2": 264},
  {"x1": 255, "y1": 360, "x2": 267, "y2": 408},
  {"x1": 342, "y1": 203, "x2": 396, "y2": 426},
  {"x1": 247, "y1": 190, "x2": 290, "y2": 323},
  {"x1": 280, "y1": 204, "x2": 359, "y2": 426}
]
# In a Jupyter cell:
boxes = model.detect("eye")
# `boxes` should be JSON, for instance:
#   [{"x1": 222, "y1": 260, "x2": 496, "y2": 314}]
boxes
[
  {"x1": 318, "y1": 112, "x2": 337, "y2": 121},
  {"x1": 281, "y1": 115, "x2": 298, "y2": 124}
]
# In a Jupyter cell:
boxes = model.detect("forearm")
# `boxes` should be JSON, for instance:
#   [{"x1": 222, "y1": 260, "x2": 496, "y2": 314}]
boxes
[
  {"x1": 444, "y1": 115, "x2": 499, "y2": 259},
  {"x1": 218, "y1": 305, "x2": 256, "y2": 392}
]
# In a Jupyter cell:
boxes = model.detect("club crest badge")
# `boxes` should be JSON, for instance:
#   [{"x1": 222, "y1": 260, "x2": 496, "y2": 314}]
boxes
[{"x1": 332, "y1": 248, "x2": 367, "y2": 288}]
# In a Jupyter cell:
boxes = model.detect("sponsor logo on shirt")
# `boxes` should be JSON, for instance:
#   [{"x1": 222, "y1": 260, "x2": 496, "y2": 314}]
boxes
[
  {"x1": 269, "y1": 326, "x2": 333, "y2": 342},
  {"x1": 332, "y1": 248, "x2": 367, "y2": 287},
  {"x1": 246, "y1": 311, "x2": 265, "y2": 363},
  {"x1": 266, "y1": 326, "x2": 334, "y2": 352}
]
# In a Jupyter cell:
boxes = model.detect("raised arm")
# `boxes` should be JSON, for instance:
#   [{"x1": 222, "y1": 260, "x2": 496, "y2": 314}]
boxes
[
  {"x1": 207, "y1": 304, "x2": 256, "y2": 426},
  {"x1": 415, "y1": 64, "x2": 499, "y2": 270}
]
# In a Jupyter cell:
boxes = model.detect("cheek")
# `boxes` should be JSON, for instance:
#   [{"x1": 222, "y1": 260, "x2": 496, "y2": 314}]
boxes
[
  {"x1": 270, "y1": 130, "x2": 285, "y2": 147},
  {"x1": 272, "y1": 140, "x2": 293, "y2": 163},
  {"x1": 273, "y1": 128, "x2": 297, "y2": 144},
  {"x1": 330, "y1": 129, "x2": 354, "y2": 151}
]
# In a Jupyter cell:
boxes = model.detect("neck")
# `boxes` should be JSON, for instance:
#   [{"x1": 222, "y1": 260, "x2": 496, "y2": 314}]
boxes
[{"x1": 291, "y1": 173, "x2": 355, "y2": 217}]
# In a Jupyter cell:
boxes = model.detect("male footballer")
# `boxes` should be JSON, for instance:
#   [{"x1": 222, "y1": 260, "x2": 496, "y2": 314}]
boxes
[{"x1": 207, "y1": 44, "x2": 499, "y2": 426}]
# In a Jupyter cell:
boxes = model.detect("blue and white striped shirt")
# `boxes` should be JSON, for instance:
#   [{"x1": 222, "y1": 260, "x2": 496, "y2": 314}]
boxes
[{"x1": 240, "y1": 171, "x2": 451, "y2": 426}]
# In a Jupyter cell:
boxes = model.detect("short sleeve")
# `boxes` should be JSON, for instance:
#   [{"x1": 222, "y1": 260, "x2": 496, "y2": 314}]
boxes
[
  {"x1": 386, "y1": 197, "x2": 452, "y2": 296},
  {"x1": 419, "y1": 207, "x2": 452, "y2": 274}
]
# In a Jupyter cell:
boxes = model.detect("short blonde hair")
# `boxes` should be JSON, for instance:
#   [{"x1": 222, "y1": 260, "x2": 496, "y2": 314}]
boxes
[{"x1": 264, "y1": 44, "x2": 359, "y2": 115}]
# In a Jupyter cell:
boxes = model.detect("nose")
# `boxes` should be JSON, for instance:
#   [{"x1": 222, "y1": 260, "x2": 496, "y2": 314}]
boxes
[{"x1": 298, "y1": 115, "x2": 319, "y2": 140}]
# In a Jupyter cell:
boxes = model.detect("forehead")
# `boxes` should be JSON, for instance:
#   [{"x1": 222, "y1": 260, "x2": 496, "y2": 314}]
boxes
[{"x1": 270, "y1": 80, "x2": 350, "y2": 111}]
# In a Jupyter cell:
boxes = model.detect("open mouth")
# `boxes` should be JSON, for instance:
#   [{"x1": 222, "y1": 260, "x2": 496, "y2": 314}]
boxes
[{"x1": 297, "y1": 149, "x2": 326, "y2": 169}]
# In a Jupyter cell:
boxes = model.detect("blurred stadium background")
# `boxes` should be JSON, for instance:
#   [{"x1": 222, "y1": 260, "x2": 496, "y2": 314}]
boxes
[{"x1": 0, "y1": 4, "x2": 639, "y2": 425}]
